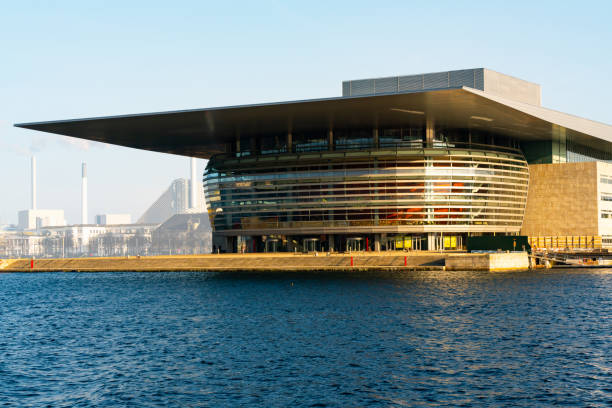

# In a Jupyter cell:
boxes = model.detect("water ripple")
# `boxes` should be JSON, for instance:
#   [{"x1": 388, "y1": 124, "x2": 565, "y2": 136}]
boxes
[{"x1": 0, "y1": 270, "x2": 610, "y2": 407}]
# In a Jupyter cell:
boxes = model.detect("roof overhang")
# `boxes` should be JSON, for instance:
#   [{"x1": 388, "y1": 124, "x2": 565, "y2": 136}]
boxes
[{"x1": 15, "y1": 87, "x2": 612, "y2": 159}]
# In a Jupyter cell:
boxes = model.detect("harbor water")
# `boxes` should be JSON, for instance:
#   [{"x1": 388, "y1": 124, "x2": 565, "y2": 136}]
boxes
[{"x1": 1, "y1": 270, "x2": 610, "y2": 406}]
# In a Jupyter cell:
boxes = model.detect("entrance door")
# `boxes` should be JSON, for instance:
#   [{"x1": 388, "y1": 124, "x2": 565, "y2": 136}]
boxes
[
  {"x1": 303, "y1": 238, "x2": 319, "y2": 252},
  {"x1": 411, "y1": 236, "x2": 422, "y2": 251},
  {"x1": 265, "y1": 239, "x2": 280, "y2": 253},
  {"x1": 346, "y1": 237, "x2": 363, "y2": 252}
]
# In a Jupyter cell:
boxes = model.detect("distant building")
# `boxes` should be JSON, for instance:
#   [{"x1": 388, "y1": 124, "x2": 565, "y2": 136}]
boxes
[
  {"x1": 96, "y1": 214, "x2": 132, "y2": 225},
  {"x1": 0, "y1": 231, "x2": 44, "y2": 258},
  {"x1": 0, "y1": 218, "x2": 212, "y2": 258},
  {"x1": 40, "y1": 224, "x2": 158, "y2": 257},
  {"x1": 150, "y1": 213, "x2": 212, "y2": 255},
  {"x1": 137, "y1": 178, "x2": 205, "y2": 224},
  {"x1": 18, "y1": 209, "x2": 66, "y2": 230}
]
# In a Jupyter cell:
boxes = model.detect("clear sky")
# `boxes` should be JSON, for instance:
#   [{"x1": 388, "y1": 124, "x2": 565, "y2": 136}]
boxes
[{"x1": 1, "y1": 0, "x2": 611, "y2": 225}]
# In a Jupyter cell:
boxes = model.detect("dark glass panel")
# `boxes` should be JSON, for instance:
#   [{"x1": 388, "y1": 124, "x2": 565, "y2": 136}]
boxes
[{"x1": 334, "y1": 129, "x2": 373, "y2": 150}]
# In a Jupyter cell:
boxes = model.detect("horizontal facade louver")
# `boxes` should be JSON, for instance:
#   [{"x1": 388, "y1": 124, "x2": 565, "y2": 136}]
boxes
[
  {"x1": 342, "y1": 68, "x2": 495, "y2": 96},
  {"x1": 374, "y1": 77, "x2": 398, "y2": 94},
  {"x1": 205, "y1": 147, "x2": 530, "y2": 235},
  {"x1": 398, "y1": 75, "x2": 423, "y2": 92},
  {"x1": 348, "y1": 79, "x2": 374, "y2": 96},
  {"x1": 474, "y1": 68, "x2": 485, "y2": 90},
  {"x1": 423, "y1": 72, "x2": 449, "y2": 89},
  {"x1": 450, "y1": 69, "x2": 476, "y2": 88},
  {"x1": 342, "y1": 81, "x2": 351, "y2": 97}
]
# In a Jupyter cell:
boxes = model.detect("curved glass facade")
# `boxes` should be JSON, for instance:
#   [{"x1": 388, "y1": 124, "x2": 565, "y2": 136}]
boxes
[{"x1": 205, "y1": 134, "x2": 529, "y2": 252}]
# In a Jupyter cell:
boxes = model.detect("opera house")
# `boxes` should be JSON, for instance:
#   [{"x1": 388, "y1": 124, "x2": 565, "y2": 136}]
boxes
[{"x1": 17, "y1": 68, "x2": 612, "y2": 252}]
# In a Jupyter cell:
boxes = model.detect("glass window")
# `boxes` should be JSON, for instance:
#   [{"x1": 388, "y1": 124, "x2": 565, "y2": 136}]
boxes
[
  {"x1": 260, "y1": 134, "x2": 287, "y2": 155},
  {"x1": 334, "y1": 129, "x2": 373, "y2": 150},
  {"x1": 379, "y1": 127, "x2": 423, "y2": 148},
  {"x1": 237, "y1": 135, "x2": 253, "y2": 157},
  {"x1": 293, "y1": 132, "x2": 328, "y2": 153}
]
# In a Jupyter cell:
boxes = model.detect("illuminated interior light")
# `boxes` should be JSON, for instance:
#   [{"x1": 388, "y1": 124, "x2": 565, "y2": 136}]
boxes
[
  {"x1": 390, "y1": 108, "x2": 425, "y2": 115},
  {"x1": 470, "y1": 116, "x2": 494, "y2": 122}
]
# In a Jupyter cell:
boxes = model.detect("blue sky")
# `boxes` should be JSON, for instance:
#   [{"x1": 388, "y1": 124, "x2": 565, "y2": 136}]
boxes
[{"x1": 1, "y1": 0, "x2": 611, "y2": 225}]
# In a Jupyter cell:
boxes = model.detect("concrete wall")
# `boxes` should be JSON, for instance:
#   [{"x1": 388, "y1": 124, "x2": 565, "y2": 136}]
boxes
[
  {"x1": 488, "y1": 253, "x2": 530, "y2": 271},
  {"x1": 446, "y1": 252, "x2": 529, "y2": 271},
  {"x1": 521, "y1": 162, "x2": 598, "y2": 236}
]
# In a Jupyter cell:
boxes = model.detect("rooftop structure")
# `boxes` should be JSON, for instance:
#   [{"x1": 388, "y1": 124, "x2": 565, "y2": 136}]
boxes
[
  {"x1": 95, "y1": 214, "x2": 132, "y2": 225},
  {"x1": 342, "y1": 68, "x2": 541, "y2": 106},
  {"x1": 16, "y1": 68, "x2": 612, "y2": 252}
]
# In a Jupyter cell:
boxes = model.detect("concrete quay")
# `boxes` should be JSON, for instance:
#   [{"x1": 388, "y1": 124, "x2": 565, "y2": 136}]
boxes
[{"x1": 0, "y1": 252, "x2": 530, "y2": 273}]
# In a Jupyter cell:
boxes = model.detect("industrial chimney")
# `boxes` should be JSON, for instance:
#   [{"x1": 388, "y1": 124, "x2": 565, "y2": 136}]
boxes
[
  {"x1": 190, "y1": 157, "x2": 197, "y2": 209},
  {"x1": 31, "y1": 156, "x2": 37, "y2": 210},
  {"x1": 81, "y1": 163, "x2": 87, "y2": 224}
]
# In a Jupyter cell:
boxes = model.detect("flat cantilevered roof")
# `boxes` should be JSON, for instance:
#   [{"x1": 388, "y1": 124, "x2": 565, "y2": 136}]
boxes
[{"x1": 15, "y1": 87, "x2": 612, "y2": 159}]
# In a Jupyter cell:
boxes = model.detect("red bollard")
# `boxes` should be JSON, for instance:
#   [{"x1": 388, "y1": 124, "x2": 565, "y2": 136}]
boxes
[
  {"x1": 350, "y1": 256, "x2": 354, "y2": 267},
  {"x1": 30, "y1": 259, "x2": 34, "y2": 269},
  {"x1": 404, "y1": 256, "x2": 407, "y2": 267}
]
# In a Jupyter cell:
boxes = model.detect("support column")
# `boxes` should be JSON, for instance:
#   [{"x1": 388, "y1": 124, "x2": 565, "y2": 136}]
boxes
[
  {"x1": 328, "y1": 128, "x2": 334, "y2": 225},
  {"x1": 428, "y1": 232, "x2": 436, "y2": 251},
  {"x1": 373, "y1": 158, "x2": 379, "y2": 226},
  {"x1": 287, "y1": 132, "x2": 293, "y2": 224},
  {"x1": 425, "y1": 154, "x2": 434, "y2": 224},
  {"x1": 329, "y1": 235, "x2": 335, "y2": 252},
  {"x1": 374, "y1": 234, "x2": 381, "y2": 252},
  {"x1": 373, "y1": 128, "x2": 379, "y2": 148},
  {"x1": 426, "y1": 117, "x2": 435, "y2": 147},
  {"x1": 190, "y1": 157, "x2": 197, "y2": 209}
]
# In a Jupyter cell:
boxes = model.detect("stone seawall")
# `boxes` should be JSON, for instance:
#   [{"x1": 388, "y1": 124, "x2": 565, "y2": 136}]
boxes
[{"x1": 0, "y1": 252, "x2": 531, "y2": 272}]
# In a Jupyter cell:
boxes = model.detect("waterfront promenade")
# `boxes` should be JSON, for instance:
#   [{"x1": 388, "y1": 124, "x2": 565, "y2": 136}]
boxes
[{"x1": 0, "y1": 251, "x2": 530, "y2": 272}]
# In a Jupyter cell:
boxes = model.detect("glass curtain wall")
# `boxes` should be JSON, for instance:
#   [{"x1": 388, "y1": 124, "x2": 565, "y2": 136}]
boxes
[{"x1": 205, "y1": 146, "x2": 529, "y2": 235}]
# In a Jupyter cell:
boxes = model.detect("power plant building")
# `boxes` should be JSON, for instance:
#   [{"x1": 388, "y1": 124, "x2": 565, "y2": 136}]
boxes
[
  {"x1": 16, "y1": 68, "x2": 612, "y2": 252},
  {"x1": 17, "y1": 156, "x2": 66, "y2": 230},
  {"x1": 18, "y1": 209, "x2": 66, "y2": 230}
]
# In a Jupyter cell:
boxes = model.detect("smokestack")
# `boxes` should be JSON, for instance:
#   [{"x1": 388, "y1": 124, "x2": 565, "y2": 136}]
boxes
[
  {"x1": 81, "y1": 163, "x2": 87, "y2": 224},
  {"x1": 190, "y1": 157, "x2": 197, "y2": 209},
  {"x1": 31, "y1": 156, "x2": 37, "y2": 210}
]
